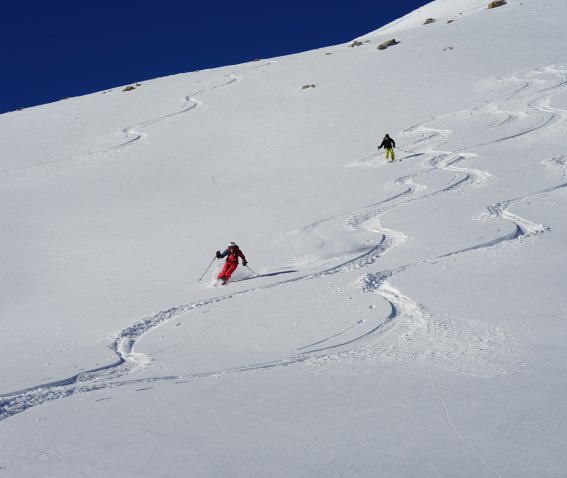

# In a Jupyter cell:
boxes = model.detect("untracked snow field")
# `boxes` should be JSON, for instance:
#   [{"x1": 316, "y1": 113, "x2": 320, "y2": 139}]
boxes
[{"x1": 1, "y1": 0, "x2": 567, "y2": 476}]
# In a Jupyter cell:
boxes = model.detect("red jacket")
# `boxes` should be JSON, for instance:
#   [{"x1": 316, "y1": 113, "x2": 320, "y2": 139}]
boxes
[{"x1": 220, "y1": 246, "x2": 246, "y2": 264}]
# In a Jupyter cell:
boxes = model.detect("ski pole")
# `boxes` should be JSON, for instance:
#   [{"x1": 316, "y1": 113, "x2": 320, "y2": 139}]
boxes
[
  {"x1": 198, "y1": 257, "x2": 216, "y2": 281},
  {"x1": 245, "y1": 264, "x2": 257, "y2": 276}
]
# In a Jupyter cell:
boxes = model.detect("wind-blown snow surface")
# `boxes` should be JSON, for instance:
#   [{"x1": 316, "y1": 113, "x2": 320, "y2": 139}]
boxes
[{"x1": 1, "y1": 0, "x2": 567, "y2": 476}]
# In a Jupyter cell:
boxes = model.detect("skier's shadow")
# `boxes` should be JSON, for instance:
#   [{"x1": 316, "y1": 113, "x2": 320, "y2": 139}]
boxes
[
  {"x1": 397, "y1": 152, "x2": 426, "y2": 160},
  {"x1": 234, "y1": 269, "x2": 298, "y2": 282}
]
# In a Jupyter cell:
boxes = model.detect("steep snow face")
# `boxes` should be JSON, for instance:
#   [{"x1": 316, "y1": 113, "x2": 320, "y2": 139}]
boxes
[
  {"x1": 358, "y1": 0, "x2": 493, "y2": 37},
  {"x1": 2, "y1": 0, "x2": 567, "y2": 477}
]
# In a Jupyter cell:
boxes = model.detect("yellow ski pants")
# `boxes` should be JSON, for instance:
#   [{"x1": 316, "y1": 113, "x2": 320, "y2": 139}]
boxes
[{"x1": 385, "y1": 147, "x2": 395, "y2": 161}]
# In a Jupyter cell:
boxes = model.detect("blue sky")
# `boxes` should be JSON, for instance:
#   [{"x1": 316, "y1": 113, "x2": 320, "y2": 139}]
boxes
[{"x1": 0, "y1": 0, "x2": 428, "y2": 114}]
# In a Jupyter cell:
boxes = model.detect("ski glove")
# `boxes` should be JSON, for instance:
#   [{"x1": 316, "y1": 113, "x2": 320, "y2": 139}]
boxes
[
  {"x1": 215, "y1": 251, "x2": 222, "y2": 259},
  {"x1": 242, "y1": 260, "x2": 248, "y2": 266}
]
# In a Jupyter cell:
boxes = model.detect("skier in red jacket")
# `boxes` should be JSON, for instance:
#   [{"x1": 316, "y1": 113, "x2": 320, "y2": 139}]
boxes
[{"x1": 215, "y1": 242, "x2": 247, "y2": 284}]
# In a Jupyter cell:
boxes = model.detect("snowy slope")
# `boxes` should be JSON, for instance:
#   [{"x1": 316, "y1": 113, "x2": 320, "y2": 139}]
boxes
[
  {"x1": 358, "y1": 0, "x2": 493, "y2": 37},
  {"x1": 1, "y1": 0, "x2": 567, "y2": 476}
]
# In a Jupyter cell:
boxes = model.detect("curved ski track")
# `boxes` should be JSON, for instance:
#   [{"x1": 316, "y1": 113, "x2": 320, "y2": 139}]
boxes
[
  {"x1": 0, "y1": 62, "x2": 277, "y2": 174},
  {"x1": 2, "y1": 63, "x2": 567, "y2": 422},
  {"x1": 102, "y1": 59, "x2": 277, "y2": 155},
  {"x1": 102, "y1": 73, "x2": 243, "y2": 154}
]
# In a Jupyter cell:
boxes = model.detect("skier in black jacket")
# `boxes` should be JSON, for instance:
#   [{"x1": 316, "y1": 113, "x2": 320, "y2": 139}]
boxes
[{"x1": 378, "y1": 134, "x2": 396, "y2": 162}]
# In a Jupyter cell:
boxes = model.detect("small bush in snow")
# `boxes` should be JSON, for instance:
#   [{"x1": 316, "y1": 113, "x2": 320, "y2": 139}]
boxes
[
  {"x1": 302, "y1": 84, "x2": 316, "y2": 90},
  {"x1": 423, "y1": 18, "x2": 436, "y2": 25},
  {"x1": 377, "y1": 39, "x2": 400, "y2": 51},
  {"x1": 122, "y1": 85, "x2": 136, "y2": 92},
  {"x1": 488, "y1": 0, "x2": 507, "y2": 8},
  {"x1": 349, "y1": 41, "x2": 363, "y2": 48}
]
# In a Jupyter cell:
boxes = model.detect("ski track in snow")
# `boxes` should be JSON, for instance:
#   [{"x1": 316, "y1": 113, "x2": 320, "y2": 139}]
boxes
[
  {"x1": 2, "y1": 63, "x2": 567, "y2": 422},
  {"x1": 338, "y1": 63, "x2": 567, "y2": 375},
  {"x1": 101, "y1": 73, "x2": 243, "y2": 155},
  {"x1": 426, "y1": 366, "x2": 505, "y2": 478},
  {"x1": 97, "y1": 59, "x2": 276, "y2": 157},
  {"x1": 0, "y1": 62, "x2": 277, "y2": 175}
]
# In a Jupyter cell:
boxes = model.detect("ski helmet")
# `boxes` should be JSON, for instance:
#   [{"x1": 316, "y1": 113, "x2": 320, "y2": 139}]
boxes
[{"x1": 229, "y1": 241, "x2": 236, "y2": 247}]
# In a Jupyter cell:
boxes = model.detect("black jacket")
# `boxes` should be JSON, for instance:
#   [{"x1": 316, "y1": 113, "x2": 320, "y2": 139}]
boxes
[{"x1": 379, "y1": 137, "x2": 395, "y2": 149}]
